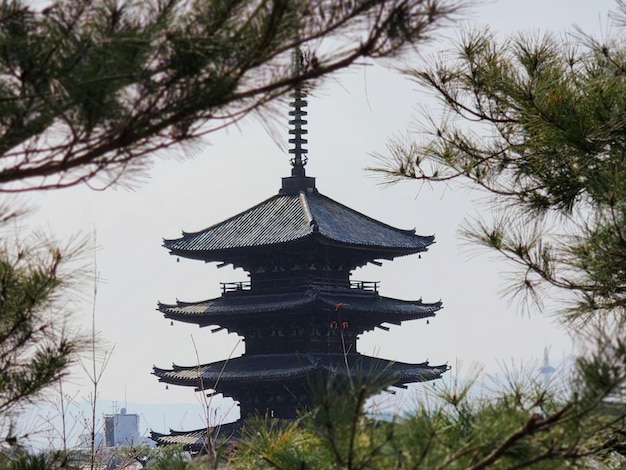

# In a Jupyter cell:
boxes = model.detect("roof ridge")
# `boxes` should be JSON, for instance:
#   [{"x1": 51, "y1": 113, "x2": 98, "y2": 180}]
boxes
[{"x1": 298, "y1": 191, "x2": 317, "y2": 231}]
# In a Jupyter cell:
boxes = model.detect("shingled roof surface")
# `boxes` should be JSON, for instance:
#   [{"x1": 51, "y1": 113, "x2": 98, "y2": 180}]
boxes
[
  {"x1": 150, "y1": 428, "x2": 208, "y2": 448},
  {"x1": 150, "y1": 421, "x2": 241, "y2": 452},
  {"x1": 158, "y1": 288, "x2": 441, "y2": 324},
  {"x1": 163, "y1": 190, "x2": 434, "y2": 255},
  {"x1": 153, "y1": 353, "x2": 447, "y2": 386}
]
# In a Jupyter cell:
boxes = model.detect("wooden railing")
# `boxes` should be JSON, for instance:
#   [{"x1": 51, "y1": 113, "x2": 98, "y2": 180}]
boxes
[
  {"x1": 349, "y1": 280, "x2": 379, "y2": 292},
  {"x1": 220, "y1": 279, "x2": 379, "y2": 294},
  {"x1": 221, "y1": 281, "x2": 251, "y2": 293}
]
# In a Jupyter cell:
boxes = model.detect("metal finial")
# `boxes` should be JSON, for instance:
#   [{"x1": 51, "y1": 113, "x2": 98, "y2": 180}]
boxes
[{"x1": 288, "y1": 49, "x2": 308, "y2": 176}]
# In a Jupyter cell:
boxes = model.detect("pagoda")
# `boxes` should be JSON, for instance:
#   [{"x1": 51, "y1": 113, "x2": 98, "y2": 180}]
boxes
[{"x1": 151, "y1": 65, "x2": 446, "y2": 443}]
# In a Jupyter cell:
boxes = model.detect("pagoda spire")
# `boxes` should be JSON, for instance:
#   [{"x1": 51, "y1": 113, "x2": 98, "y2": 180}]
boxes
[
  {"x1": 288, "y1": 49, "x2": 308, "y2": 177},
  {"x1": 280, "y1": 49, "x2": 316, "y2": 194}
]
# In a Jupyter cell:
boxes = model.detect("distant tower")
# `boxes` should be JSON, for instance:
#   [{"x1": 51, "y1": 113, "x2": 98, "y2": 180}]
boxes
[{"x1": 539, "y1": 346, "x2": 556, "y2": 388}]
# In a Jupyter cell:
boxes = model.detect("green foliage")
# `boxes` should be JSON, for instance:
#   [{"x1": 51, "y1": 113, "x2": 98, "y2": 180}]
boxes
[
  {"x1": 230, "y1": 350, "x2": 626, "y2": 469},
  {"x1": 0, "y1": 0, "x2": 464, "y2": 191},
  {"x1": 362, "y1": 4, "x2": 626, "y2": 468},
  {"x1": 145, "y1": 445, "x2": 191, "y2": 470},
  {"x1": 0, "y1": 211, "x2": 85, "y2": 447},
  {"x1": 0, "y1": 450, "x2": 77, "y2": 470},
  {"x1": 233, "y1": 374, "x2": 398, "y2": 469},
  {"x1": 371, "y1": 3, "x2": 626, "y2": 325}
]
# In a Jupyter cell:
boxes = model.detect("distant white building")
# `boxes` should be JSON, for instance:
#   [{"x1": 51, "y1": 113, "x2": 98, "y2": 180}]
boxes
[{"x1": 104, "y1": 408, "x2": 140, "y2": 447}]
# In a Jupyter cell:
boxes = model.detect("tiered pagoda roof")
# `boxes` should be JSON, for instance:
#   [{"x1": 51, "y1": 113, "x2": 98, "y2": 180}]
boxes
[
  {"x1": 157, "y1": 287, "x2": 441, "y2": 330},
  {"x1": 152, "y1": 53, "x2": 445, "y2": 446},
  {"x1": 154, "y1": 353, "x2": 447, "y2": 388},
  {"x1": 150, "y1": 422, "x2": 241, "y2": 455},
  {"x1": 163, "y1": 189, "x2": 434, "y2": 265}
]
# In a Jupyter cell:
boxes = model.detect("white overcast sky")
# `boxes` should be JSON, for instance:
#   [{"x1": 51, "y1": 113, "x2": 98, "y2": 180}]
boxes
[{"x1": 19, "y1": 0, "x2": 619, "y2": 423}]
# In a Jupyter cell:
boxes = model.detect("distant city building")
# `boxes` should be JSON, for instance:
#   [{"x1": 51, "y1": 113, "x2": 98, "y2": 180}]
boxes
[
  {"x1": 104, "y1": 408, "x2": 140, "y2": 447},
  {"x1": 76, "y1": 409, "x2": 153, "y2": 450},
  {"x1": 151, "y1": 52, "x2": 447, "y2": 452}
]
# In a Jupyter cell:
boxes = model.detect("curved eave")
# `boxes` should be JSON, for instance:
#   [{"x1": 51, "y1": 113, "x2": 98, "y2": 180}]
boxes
[
  {"x1": 163, "y1": 234, "x2": 313, "y2": 263},
  {"x1": 150, "y1": 435, "x2": 206, "y2": 453},
  {"x1": 157, "y1": 294, "x2": 317, "y2": 325},
  {"x1": 157, "y1": 294, "x2": 442, "y2": 326},
  {"x1": 150, "y1": 421, "x2": 241, "y2": 451},
  {"x1": 164, "y1": 234, "x2": 432, "y2": 264},
  {"x1": 153, "y1": 359, "x2": 317, "y2": 386},
  {"x1": 150, "y1": 429, "x2": 206, "y2": 446},
  {"x1": 153, "y1": 354, "x2": 447, "y2": 388},
  {"x1": 162, "y1": 190, "x2": 435, "y2": 263},
  {"x1": 330, "y1": 297, "x2": 442, "y2": 317}
]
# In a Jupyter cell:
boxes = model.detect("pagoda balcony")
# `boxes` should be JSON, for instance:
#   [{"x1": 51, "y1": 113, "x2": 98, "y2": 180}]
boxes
[
  {"x1": 220, "y1": 279, "x2": 379, "y2": 294},
  {"x1": 221, "y1": 281, "x2": 251, "y2": 294},
  {"x1": 349, "y1": 280, "x2": 379, "y2": 292}
]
